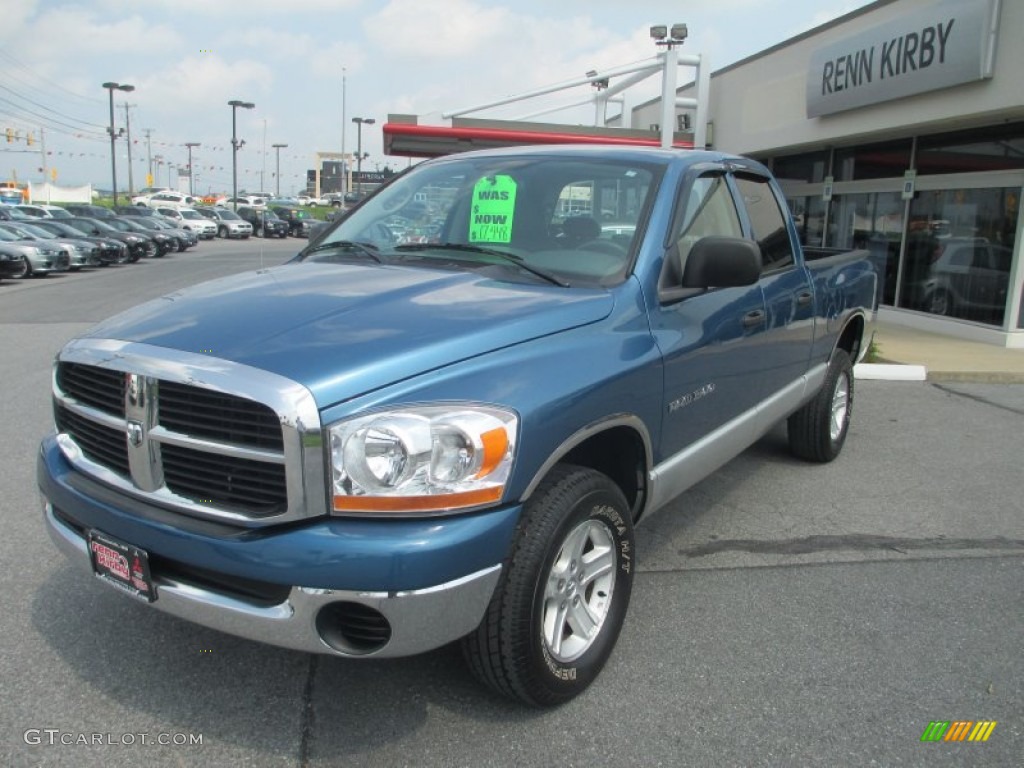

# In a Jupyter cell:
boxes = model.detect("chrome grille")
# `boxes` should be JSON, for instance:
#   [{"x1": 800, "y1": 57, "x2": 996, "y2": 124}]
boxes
[
  {"x1": 51, "y1": 348, "x2": 323, "y2": 526},
  {"x1": 158, "y1": 381, "x2": 283, "y2": 450},
  {"x1": 56, "y1": 362, "x2": 124, "y2": 416},
  {"x1": 54, "y1": 407, "x2": 129, "y2": 475},
  {"x1": 162, "y1": 444, "x2": 287, "y2": 514}
]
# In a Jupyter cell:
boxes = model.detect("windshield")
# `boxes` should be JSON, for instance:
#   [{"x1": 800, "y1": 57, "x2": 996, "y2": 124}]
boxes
[
  {"x1": 301, "y1": 154, "x2": 659, "y2": 287},
  {"x1": 181, "y1": 210, "x2": 203, "y2": 220}
]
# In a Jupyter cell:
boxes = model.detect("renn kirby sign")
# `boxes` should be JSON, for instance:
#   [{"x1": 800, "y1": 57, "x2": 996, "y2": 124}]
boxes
[{"x1": 806, "y1": 0, "x2": 999, "y2": 118}]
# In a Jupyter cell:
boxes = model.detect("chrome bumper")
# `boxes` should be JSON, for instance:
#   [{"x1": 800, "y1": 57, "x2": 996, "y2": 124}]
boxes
[{"x1": 44, "y1": 501, "x2": 500, "y2": 658}]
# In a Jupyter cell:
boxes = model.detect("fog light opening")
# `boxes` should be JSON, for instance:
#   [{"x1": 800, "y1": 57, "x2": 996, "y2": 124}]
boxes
[{"x1": 316, "y1": 602, "x2": 392, "y2": 655}]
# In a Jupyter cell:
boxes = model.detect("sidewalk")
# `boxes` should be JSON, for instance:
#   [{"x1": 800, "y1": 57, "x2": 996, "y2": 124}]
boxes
[{"x1": 865, "y1": 321, "x2": 1024, "y2": 383}]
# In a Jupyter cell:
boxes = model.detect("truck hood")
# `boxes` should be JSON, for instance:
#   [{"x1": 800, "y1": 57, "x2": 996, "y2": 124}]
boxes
[{"x1": 84, "y1": 262, "x2": 613, "y2": 407}]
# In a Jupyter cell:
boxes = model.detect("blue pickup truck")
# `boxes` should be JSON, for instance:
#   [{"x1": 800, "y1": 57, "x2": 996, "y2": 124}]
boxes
[{"x1": 38, "y1": 146, "x2": 875, "y2": 706}]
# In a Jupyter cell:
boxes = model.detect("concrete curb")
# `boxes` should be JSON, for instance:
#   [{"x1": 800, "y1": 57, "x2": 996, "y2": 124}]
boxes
[{"x1": 854, "y1": 363, "x2": 927, "y2": 381}]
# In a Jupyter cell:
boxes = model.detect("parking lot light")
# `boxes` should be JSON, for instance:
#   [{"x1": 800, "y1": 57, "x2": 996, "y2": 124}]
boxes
[
  {"x1": 352, "y1": 117, "x2": 375, "y2": 196},
  {"x1": 184, "y1": 143, "x2": 201, "y2": 196},
  {"x1": 272, "y1": 143, "x2": 288, "y2": 198},
  {"x1": 228, "y1": 100, "x2": 255, "y2": 210},
  {"x1": 103, "y1": 82, "x2": 135, "y2": 207}
]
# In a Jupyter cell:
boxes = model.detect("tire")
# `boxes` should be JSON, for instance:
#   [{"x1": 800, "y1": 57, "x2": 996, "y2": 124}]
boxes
[
  {"x1": 462, "y1": 464, "x2": 634, "y2": 707},
  {"x1": 217, "y1": 226, "x2": 227, "y2": 239},
  {"x1": 255, "y1": 225, "x2": 264, "y2": 238},
  {"x1": 788, "y1": 349, "x2": 853, "y2": 463},
  {"x1": 12, "y1": 256, "x2": 30, "y2": 278}
]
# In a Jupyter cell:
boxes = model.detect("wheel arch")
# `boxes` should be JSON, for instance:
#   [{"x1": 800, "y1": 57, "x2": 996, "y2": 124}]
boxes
[
  {"x1": 833, "y1": 310, "x2": 867, "y2": 364},
  {"x1": 519, "y1": 415, "x2": 652, "y2": 522}
]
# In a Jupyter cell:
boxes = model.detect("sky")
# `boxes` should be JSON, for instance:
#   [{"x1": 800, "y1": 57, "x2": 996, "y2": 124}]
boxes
[{"x1": 0, "y1": 0, "x2": 874, "y2": 195}]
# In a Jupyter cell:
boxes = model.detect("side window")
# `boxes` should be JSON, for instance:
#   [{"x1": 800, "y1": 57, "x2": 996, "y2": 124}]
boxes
[
  {"x1": 735, "y1": 176, "x2": 795, "y2": 272},
  {"x1": 675, "y1": 174, "x2": 743, "y2": 258}
]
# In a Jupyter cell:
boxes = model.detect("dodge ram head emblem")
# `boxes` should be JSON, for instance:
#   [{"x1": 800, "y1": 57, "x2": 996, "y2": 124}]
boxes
[{"x1": 127, "y1": 420, "x2": 144, "y2": 447}]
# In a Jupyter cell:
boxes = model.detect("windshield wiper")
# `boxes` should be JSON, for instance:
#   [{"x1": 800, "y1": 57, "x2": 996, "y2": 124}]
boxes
[
  {"x1": 302, "y1": 240, "x2": 382, "y2": 263},
  {"x1": 394, "y1": 242, "x2": 569, "y2": 287}
]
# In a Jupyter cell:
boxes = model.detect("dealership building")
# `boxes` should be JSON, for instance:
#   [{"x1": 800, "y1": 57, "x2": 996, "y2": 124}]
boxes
[{"x1": 632, "y1": 0, "x2": 1023, "y2": 347}]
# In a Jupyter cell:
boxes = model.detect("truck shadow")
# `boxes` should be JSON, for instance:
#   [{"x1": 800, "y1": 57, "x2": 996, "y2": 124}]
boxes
[{"x1": 30, "y1": 565, "x2": 540, "y2": 760}]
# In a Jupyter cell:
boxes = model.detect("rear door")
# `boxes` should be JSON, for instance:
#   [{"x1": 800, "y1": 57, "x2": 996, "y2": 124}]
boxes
[{"x1": 733, "y1": 173, "x2": 816, "y2": 398}]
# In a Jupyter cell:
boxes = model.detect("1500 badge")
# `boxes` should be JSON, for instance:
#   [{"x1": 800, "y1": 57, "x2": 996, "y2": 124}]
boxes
[{"x1": 669, "y1": 383, "x2": 716, "y2": 412}]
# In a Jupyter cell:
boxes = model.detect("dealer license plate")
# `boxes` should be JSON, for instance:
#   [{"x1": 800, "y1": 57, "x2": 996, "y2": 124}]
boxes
[{"x1": 87, "y1": 530, "x2": 156, "y2": 602}]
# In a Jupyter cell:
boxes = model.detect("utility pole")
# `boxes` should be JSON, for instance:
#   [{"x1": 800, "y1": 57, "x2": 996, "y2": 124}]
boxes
[
  {"x1": 341, "y1": 66, "x2": 347, "y2": 196},
  {"x1": 39, "y1": 127, "x2": 50, "y2": 203},
  {"x1": 184, "y1": 142, "x2": 201, "y2": 196},
  {"x1": 144, "y1": 129, "x2": 154, "y2": 185},
  {"x1": 260, "y1": 119, "x2": 267, "y2": 193},
  {"x1": 271, "y1": 143, "x2": 288, "y2": 197},
  {"x1": 122, "y1": 103, "x2": 136, "y2": 197}
]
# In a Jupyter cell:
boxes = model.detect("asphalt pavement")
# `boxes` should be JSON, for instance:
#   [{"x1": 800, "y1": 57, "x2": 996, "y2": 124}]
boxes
[{"x1": 0, "y1": 239, "x2": 1020, "y2": 767}]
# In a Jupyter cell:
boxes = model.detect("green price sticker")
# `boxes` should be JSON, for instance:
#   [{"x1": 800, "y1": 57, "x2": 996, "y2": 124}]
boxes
[{"x1": 469, "y1": 175, "x2": 517, "y2": 243}]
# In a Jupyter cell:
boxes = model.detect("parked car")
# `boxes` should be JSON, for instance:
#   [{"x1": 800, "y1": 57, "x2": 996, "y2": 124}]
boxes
[
  {"x1": 113, "y1": 205, "x2": 161, "y2": 218},
  {"x1": 130, "y1": 217, "x2": 197, "y2": 252},
  {"x1": 0, "y1": 225, "x2": 70, "y2": 276},
  {"x1": 101, "y1": 217, "x2": 173, "y2": 257},
  {"x1": 224, "y1": 196, "x2": 265, "y2": 208},
  {"x1": 0, "y1": 220, "x2": 100, "y2": 269},
  {"x1": 13, "y1": 204, "x2": 72, "y2": 219},
  {"x1": 906, "y1": 237, "x2": 1012, "y2": 320},
  {"x1": 296, "y1": 193, "x2": 326, "y2": 207},
  {"x1": 194, "y1": 207, "x2": 253, "y2": 239},
  {"x1": 270, "y1": 205, "x2": 313, "y2": 237},
  {"x1": 152, "y1": 207, "x2": 217, "y2": 239},
  {"x1": 29, "y1": 220, "x2": 128, "y2": 265},
  {"x1": 236, "y1": 205, "x2": 288, "y2": 238},
  {"x1": 62, "y1": 217, "x2": 153, "y2": 262},
  {"x1": 62, "y1": 204, "x2": 116, "y2": 219},
  {"x1": 0, "y1": 205, "x2": 33, "y2": 221},
  {"x1": 0, "y1": 244, "x2": 28, "y2": 280},
  {"x1": 141, "y1": 192, "x2": 198, "y2": 210}
]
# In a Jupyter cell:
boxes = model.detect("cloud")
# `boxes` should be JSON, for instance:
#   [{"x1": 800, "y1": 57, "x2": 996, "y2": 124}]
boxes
[{"x1": 364, "y1": 0, "x2": 516, "y2": 58}]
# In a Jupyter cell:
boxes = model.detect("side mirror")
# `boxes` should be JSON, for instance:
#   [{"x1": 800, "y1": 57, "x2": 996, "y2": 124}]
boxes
[{"x1": 682, "y1": 236, "x2": 762, "y2": 288}]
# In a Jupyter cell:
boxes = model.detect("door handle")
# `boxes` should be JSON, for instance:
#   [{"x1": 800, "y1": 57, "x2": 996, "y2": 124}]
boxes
[
  {"x1": 742, "y1": 309, "x2": 765, "y2": 328},
  {"x1": 797, "y1": 291, "x2": 813, "y2": 306}
]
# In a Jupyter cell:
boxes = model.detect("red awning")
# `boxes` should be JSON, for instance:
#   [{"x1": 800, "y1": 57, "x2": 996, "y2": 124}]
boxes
[{"x1": 383, "y1": 122, "x2": 693, "y2": 158}]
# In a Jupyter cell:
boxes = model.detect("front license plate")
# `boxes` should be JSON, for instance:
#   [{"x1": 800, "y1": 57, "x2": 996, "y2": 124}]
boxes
[{"x1": 87, "y1": 530, "x2": 156, "y2": 602}]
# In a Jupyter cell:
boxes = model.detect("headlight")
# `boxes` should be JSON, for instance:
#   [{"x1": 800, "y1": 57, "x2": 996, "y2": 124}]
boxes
[{"x1": 329, "y1": 404, "x2": 517, "y2": 514}]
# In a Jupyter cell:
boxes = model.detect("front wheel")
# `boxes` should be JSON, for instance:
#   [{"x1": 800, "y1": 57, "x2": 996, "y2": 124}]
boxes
[
  {"x1": 217, "y1": 226, "x2": 227, "y2": 239},
  {"x1": 462, "y1": 465, "x2": 634, "y2": 707},
  {"x1": 788, "y1": 349, "x2": 853, "y2": 462}
]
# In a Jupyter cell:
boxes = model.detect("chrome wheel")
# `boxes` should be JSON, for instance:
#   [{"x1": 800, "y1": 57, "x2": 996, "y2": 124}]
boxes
[
  {"x1": 830, "y1": 373, "x2": 850, "y2": 442},
  {"x1": 542, "y1": 518, "x2": 617, "y2": 663}
]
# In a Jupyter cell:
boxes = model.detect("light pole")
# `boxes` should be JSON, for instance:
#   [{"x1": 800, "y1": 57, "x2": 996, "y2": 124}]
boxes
[
  {"x1": 228, "y1": 99, "x2": 255, "y2": 209},
  {"x1": 184, "y1": 142, "x2": 201, "y2": 196},
  {"x1": 351, "y1": 117, "x2": 375, "y2": 196},
  {"x1": 102, "y1": 81, "x2": 134, "y2": 206},
  {"x1": 271, "y1": 143, "x2": 288, "y2": 197}
]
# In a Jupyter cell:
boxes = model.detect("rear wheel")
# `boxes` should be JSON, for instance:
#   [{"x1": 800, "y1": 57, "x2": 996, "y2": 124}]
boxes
[
  {"x1": 463, "y1": 465, "x2": 634, "y2": 706},
  {"x1": 788, "y1": 349, "x2": 853, "y2": 462}
]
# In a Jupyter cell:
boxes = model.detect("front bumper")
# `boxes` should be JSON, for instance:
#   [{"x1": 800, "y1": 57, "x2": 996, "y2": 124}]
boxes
[{"x1": 38, "y1": 437, "x2": 518, "y2": 657}]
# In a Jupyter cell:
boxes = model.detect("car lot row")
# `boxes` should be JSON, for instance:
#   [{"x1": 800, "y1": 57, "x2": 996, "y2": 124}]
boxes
[{"x1": 0, "y1": 201, "x2": 326, "y2": 282}]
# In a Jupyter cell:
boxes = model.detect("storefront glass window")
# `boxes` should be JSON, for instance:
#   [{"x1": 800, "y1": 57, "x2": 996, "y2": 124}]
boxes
[
  {"x1": 786, "y1": 196, "x2": 827, "y2": 247},
  {"x1": 772, "y1": 151, "x2": 829, "y2": 184},
  {"x1": 827, "y1": 192, "x2": 904, "y2": 307},
  {"x1": 835, "y1": 139, "x2": 912, "y2": 181},
  {"x1": 916, "y1": 123, "x2": 1024, "y2": 175},
  {"x1": 899, "y1": 188, "x2": 1017, "y2": 327}
]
